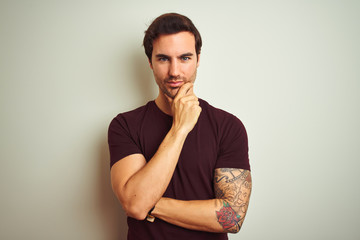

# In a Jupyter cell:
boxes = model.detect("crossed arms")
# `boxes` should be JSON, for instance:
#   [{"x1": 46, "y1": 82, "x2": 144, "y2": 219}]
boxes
[
  {"x1": 110, "y1": 83, "x2": 252, "y2": 233},
  {"x1": 149, "y1": 168, "x2": 251, "y2": 233},
  {"x1": 111, "y1": 154, "x2": 251, "y2": 233}
]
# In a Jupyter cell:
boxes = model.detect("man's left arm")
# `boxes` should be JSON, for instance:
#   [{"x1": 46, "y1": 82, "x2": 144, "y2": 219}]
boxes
[{"x1": 151, "y1": 168, "x2": 252, "y2": 233}]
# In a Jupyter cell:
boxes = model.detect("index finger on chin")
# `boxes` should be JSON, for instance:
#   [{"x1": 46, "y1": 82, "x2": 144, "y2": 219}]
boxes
[{"x1": 175, "y1": 83, "x2": 193, "y2": 100}]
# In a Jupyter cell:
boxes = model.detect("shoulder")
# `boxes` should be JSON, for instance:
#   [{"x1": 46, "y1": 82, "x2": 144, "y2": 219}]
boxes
[
  {"x1": 199, "y1": 98, "x2": 246, "y2": 131},
  {"x1": 116, "y1": 101, "x2": 153, "y2": 120},
  {"x1": 111, "y1": 101, "x2": 153, "y2": 123},
  {"x1": 201, "y1": 99, "x2": 250, "y2": 170},
  {"x1": 109, "y1": 101, "x2": 155, "y2": 131}
]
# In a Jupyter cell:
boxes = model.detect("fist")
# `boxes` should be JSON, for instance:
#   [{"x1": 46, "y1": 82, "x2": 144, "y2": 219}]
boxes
[{"x1": 168, "y1": 83, "x2": 202, "y2": 134}]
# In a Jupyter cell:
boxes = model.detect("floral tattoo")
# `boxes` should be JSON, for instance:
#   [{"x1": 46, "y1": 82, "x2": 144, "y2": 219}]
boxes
[
  {"x1": 214, "y1": 168, "x2": 252, "y2": 233},
  {"x1": 216, "y1": 202, "x2": 241, "y2": 230}
]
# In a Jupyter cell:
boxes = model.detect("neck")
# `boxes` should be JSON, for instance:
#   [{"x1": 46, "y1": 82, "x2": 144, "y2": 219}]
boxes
[{"x1": 155, "y1": 92, "x2": 172, "y2": 116}]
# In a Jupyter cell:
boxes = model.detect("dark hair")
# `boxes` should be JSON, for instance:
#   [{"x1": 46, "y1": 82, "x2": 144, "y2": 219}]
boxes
[{"x1": 143, "y1": 13, "x2": 202, "y2": 62}]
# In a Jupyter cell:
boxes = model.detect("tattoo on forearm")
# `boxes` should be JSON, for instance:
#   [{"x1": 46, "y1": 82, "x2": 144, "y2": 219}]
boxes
[
  {"x1": 216, "y1": 201, "x2": 241, "y2": 231},
  {"x1": 214, "y1": 168, "x2": 252, "y2": 233}
]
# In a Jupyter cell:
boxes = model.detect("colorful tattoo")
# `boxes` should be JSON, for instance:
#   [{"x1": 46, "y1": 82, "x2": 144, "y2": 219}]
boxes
[
  {"x1": 216, "y1": 201, "x2": 241, "y2": 230},
  {"x1": 214, "y1": 168, "x2": 252, "y2": 233}
]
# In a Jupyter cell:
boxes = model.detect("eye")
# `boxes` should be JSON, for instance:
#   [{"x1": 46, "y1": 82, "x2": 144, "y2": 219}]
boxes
[
  {"x1": 181, "y1": 56, "x2": 190, "y2": 61},
  {"x1": 158, "y1": 57, "x2": 169, "y2": 62}
]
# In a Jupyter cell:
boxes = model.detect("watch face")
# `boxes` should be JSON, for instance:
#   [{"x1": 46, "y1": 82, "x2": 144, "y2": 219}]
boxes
[{"x1": 146, "y1": 214, "x2": 155, "y2": 222}]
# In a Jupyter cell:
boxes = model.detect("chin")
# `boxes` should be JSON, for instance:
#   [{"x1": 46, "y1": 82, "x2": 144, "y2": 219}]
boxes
[
  {"x1": 165, "y1": 92, "x2": 176, "y2": 99},
  {"x1": 164, "y1": 88, "x2": 179, "y2": 99}
]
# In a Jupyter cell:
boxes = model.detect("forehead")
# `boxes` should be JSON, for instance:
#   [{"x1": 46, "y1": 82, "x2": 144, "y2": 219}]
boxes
[{"x1": 152, "y1": 31, "x2": 196, "y2": 56}]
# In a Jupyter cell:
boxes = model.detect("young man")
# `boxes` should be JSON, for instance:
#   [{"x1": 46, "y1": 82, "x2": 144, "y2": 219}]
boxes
[{"x1": 108, "y1": 13, "x2": 252, "y2": 240}]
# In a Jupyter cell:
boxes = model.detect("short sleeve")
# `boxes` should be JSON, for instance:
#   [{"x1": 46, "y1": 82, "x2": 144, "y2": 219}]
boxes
[
  {"x1": 108, "y1": 115, "x2": 142, "y2": 168},
  {"x1": 215, "y1": 115, "x2": 250, "y2": 170}
]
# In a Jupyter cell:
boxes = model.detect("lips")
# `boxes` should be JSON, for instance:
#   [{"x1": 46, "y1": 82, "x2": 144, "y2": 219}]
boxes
[{"x1": 166, "y1": 81, "x2": 184, "y2": 88}]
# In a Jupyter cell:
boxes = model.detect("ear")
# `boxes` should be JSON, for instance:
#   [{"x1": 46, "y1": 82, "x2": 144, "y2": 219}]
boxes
[
  {"x1": 148, "y1": 59, "x2": 153, "y2": 70},
  {"x1": 196, "y1": 54, "x2": 201, "y2": 67}
]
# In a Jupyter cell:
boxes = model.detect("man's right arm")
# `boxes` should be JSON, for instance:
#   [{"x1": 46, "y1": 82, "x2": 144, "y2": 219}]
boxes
[{"x1": 110, "y1": 83, "x2": 201, "y2": 220}]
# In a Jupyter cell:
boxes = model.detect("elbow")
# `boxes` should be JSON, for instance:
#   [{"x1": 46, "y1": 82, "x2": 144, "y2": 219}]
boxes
[
  {"x1": 227, "y1": 226, "x2": 241, "y2": 234},
  {"x1": 122, "y1": 202, "x2": 148, "y2": 220},
  {"x1": 112, "y1": 186, "x2": 152, "y2": 220},
  {"x1": 112, "y1": 187, "x2": 148, "y2": 220},
  {"x1": 222, "y1": 222, "x2": 242, "y2": 234}
]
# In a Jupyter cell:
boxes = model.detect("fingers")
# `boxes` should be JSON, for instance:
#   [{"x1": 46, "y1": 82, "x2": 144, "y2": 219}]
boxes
[
  {"x1": 186, "y1": 85, "x2": 194, "y2": 95},
  {"x1": 169, "y1": 83, "x2": 201, "y2": 134},
  {"x1": 164, "y1": 83, "x2": 194, "y2": 104},
  {"x1": 175, "y1": 84, "x2": 198, "y2": 108},
  {"x1": 175, "y1": 82, "x2": 194, "y2": 100},
  {"x1": 178, "y1": 94, "x2": 199, "y2": 106}
]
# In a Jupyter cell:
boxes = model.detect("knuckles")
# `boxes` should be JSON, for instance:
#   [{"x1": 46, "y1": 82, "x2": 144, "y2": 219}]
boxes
[{"x1": 175, "y1": 96, "x2": 199, "y2": 109}]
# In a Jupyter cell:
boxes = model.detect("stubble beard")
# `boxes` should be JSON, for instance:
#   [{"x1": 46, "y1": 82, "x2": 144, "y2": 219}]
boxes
[{"x1": 159, "y1": 69, "x2": 198, "y2": 99}]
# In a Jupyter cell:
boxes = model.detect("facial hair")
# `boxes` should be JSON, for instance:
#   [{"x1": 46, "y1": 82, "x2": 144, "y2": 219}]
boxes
[{"x1": 159, "y1": 69, "x2": 197, "y2": 99}]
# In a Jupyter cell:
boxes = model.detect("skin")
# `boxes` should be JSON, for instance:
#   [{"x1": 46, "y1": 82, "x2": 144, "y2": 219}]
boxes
[
  {"x1": 152, "y1": 168, "x2": 251, "y2": 233},
  {"x1": 110, "y1": 31, "x2": 251, "y2": 233},
  {"x1": 150, "y1": 31, "x2": 200, "y2": 116},
  {"x1": 150, "y1": 31, "x2": 199, "y2": 97}
]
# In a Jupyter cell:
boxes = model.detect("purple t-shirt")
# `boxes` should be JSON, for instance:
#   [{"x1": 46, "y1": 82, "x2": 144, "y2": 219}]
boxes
[{"x1": 108, "y1": 99, "x2": 250, "y2": 240}]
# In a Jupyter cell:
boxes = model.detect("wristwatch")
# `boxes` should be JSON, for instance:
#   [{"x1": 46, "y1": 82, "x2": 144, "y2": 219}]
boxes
[{"x1": 146, "y1": 206, "x2": 155, "y2": 222}]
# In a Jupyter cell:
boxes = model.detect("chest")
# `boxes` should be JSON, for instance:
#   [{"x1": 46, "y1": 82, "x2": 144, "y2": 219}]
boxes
[
  {"x1": 136, "y1": 113, "x2": 220, "y2": 199},
  {"x1": 140, "y1": 118, "x2": 219, "y2": 166}
]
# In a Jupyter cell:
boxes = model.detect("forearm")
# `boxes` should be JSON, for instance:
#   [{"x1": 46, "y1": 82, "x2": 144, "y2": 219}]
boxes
[
  {"x1": 152, "y1": 198, "x2": 244, "y2": 233},
  {"x1": 120, "y1": 128, "x2": 188, "y2": 218},
  {"x1": 112, "y1": 83, "x2": 202, "y2": 220},
  {"x1": 151, "y1": 169, "x2": 252, "y2": 233},
  {"x1": 152, "y1": 198, "x2": 224, "y2": 232}
]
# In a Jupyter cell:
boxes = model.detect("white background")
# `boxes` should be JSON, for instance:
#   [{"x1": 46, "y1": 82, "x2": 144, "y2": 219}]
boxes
[{"x1": 1, "y1": 0, "x2": 359, "y2": 239}]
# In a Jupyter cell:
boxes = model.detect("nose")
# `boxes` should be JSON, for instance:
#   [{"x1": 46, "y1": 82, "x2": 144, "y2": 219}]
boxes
[{"x1": 169, "y1": 60, "x2": 180, "y2": 79}]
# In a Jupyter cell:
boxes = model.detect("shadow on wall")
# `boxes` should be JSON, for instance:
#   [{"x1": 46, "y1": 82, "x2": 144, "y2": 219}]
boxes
[
  {"x1": 97, "y1": 49, "x2": 154, "y2": 240},
  {"x1": 98, "y1": 139, "x2": 128, "y2": 240},
  {"x1": 130, "y1": 47, "x2": 157, "y2": 104}
]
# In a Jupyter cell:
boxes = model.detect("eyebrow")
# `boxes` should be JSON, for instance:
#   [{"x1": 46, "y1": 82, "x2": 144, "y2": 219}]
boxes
[
  {"x1": 179, "y1": 52, "x2": 194, "y2": 57},
  {"x1": 155, "y1": 54, "x2": 170, "y2": 59},
  {"x1": 155, "y1": 52, "x2": 194, "y2": 59}
]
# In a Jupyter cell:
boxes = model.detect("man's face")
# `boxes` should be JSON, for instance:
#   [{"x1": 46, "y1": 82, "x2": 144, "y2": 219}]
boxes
[{"x1": 150, "y1": 31, "x2": 200, "y2": 99}]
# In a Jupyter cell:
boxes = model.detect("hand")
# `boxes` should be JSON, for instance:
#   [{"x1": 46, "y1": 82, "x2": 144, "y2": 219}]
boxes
[{"x1": 166, "y1": 83, "x2": 202, "y2": 135}]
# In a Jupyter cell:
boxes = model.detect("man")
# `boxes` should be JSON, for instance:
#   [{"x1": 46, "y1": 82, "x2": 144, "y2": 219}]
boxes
[{"x1": 108, "y1": 13, "x2": 251, "y2": 240}]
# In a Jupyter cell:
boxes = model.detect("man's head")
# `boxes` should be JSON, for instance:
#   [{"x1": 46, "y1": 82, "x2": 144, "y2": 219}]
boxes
[
  {"x1": 143, "y1": 13, "x2": 202, "y2": 63},
  {"x1": 144, "y1": 13, "x2": 202, "y2": 99}
]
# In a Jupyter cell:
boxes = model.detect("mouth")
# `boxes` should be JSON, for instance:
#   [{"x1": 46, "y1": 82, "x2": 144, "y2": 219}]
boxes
[{"x1": 166, "y1": 80, "x2": 184, "y2": 88}]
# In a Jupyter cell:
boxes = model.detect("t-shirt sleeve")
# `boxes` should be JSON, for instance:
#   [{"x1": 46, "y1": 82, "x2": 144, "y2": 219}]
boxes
[
  {"x1": 108, "y1": 115, "x2": 142, "y2": 168},
  {"x1": 215, "y1": 115, "x2": 250, "y2": 170}
]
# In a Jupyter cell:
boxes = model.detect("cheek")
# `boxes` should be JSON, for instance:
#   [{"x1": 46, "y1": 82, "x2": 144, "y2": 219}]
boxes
[
  {"x1": 183, "y1": 64, "x2": 197, "y2": 74},
  {"x1": 153, "y1": 65, "x2": 167, "y2": 77}
]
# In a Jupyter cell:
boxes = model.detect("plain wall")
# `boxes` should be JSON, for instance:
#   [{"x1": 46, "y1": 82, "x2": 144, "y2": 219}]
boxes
[{"x1": 1, "y1": 0, "x2": 359, "y2": 239}]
